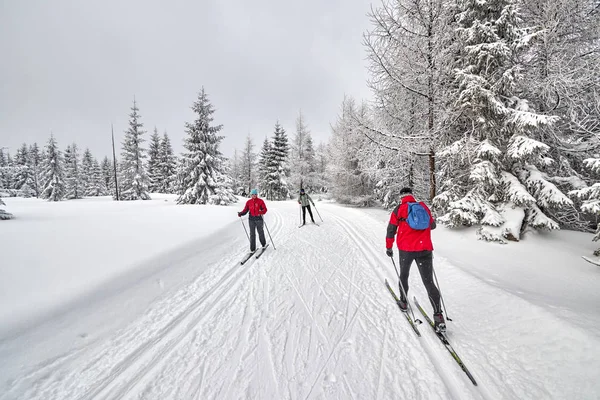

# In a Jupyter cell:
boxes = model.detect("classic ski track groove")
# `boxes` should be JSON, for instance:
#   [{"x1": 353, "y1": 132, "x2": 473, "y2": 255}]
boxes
[
  {"x1": 328, "y1": 213, "x2": 470, "y2": 400},
  {"x1": 82, "y1": 211, "x2": 285, "y2": 400}
]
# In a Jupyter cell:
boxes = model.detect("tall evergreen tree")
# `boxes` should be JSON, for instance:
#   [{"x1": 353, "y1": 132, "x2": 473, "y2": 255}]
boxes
[
  {"x1": 119, "y1": 99, "x2": 151, "y2": 200},
  {"x1": 177, "y1": 88, "x2": 236, "y2": 205},
  {"x1": 40, "y1": 134, "x2": 66, "y2": 201},
  {"x1": 433, "y1": 0, "x2": 571, "y2": 242},
  {"x1": 257, "y1": 137, "x2": 274, "y2": 199},
  {"x1": 0, "y1": 149, "x2": 7, "y2": 190},
  {"x1": 28, "y1": 143, "x2": 42, "y2": 197},
  {"x1": 158, "y1": 132, "x2": 177, "y2": 194},
  {"x1": 101, "y1": 156, "x2": 115, "y2": 197},
  {"x1": 13, "y1": 143, "x2": 34, "y2": 196},
  {"x1": 270, "y1": 122, "x2": 291, "y2": 200},
  {"x1": 88, "y1": 158, "x2": 107, "y2": 196},
  {"x1": 0, "y1": 150, "x2": 14, "y2": 192},
  {"x1": 81, "y1": 148, "x2": 94, "y2": 196},
  {"x1": 64, "y1": 143, "x2": 83, "y2": 199},
  {"x1": 147, "y1": 127, "x2": 162, "y2": 192}
]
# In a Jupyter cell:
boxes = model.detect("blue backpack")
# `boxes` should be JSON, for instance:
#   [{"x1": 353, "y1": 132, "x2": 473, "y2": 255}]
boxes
[{"x1": 402, "y1": 202, "x2": 431, "y2": 230}]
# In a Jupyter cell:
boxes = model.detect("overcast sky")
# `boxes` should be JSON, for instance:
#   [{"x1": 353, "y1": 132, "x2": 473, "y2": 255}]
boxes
[{"x1": 0, "y1": 0, "x2": 374, "y2": 160}]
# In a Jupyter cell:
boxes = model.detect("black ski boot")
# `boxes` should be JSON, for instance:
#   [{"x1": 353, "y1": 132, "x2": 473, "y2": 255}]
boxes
[{"x1": 433, "y1": 313, "x2": 446, "y2": 333}]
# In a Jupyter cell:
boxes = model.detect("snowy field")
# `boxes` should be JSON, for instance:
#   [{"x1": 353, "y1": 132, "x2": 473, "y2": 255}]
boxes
[{"x1": 1, "y1": 195, "x2": 600, "y2": 400}]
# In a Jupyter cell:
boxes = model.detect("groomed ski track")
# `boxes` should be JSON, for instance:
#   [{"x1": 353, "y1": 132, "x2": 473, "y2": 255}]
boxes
[{"x1": 1, "y1": 200, "x2": 599, "y2": 400}]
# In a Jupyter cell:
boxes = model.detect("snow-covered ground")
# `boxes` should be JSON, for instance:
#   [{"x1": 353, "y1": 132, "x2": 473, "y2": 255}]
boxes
[{"x1": 1, "y1": 196, "x2": 599, "y2": 399}]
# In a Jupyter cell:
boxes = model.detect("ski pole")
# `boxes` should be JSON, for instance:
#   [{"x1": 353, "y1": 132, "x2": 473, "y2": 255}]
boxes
[
  {"x1": 262, "y1": 217, "x2": 276, "y2": 250},
  {"x1": 391, "y1": 257, "x2": 421, "y2": 324},
  {"x1": 432, "y1": 265, "x2": 452, "y2": 321},
  {"x1": 239, "y1": 215, "x2": 250, "y2": 243},
  {"x1": 312, "y1": 203, "x2": 323, "y2": 222},
  {"x1": 299, "y1": 204, "x2": 302, "y2": 225}
]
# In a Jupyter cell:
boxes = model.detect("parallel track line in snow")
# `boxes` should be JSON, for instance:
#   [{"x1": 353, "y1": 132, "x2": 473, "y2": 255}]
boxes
[
  {"x1": 329, "y1": 213, "x2": 475, "y2": 400},
  {"x1": 83, "y1": 217, "x2": 286, "y2": 400}
]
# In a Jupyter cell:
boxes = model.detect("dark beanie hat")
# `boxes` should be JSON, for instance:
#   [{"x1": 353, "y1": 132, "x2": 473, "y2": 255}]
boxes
[{"x1": 399, "y1": 187, "x2": 413, "y2": 195}]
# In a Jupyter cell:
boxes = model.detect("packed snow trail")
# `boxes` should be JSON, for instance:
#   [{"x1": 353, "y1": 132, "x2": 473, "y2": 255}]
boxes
[{"x1": 1, "y1": 199, "x2": 600, "y2": 399}]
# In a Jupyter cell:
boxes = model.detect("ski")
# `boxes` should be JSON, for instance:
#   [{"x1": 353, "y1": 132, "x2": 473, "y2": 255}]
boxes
[
  {"x1": 414, "y1": 297, "x2": 478, "y2": 386},
  {"x1": 385, "y1": 280, "x2": 421, "y2": 337},
  {"x1": 255, "y1": 244, "x2": 270, "y2": 259},
  {"x1": 240, "y1": 250, "x2": 257, "y2": 265},
  {"x1": 298, "y1": 223, "x2": 319, "y2": 228},
  {"x1": 582, "y1": 256, "x2": 600, "y2": 267}
]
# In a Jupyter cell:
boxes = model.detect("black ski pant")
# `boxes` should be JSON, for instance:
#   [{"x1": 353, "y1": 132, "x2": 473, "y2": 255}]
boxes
[
  {"x1": 249, "y1": 218, "x2": 266, "y2": 251},
  {"x1": 398, "y1": 250, "x2": 442, "y2": 314},
  {"x1": 302, "y1": 205, "x2": 315, "y2": 224}
]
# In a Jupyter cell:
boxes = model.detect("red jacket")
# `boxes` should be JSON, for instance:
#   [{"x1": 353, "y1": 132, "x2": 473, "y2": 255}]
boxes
[
  {"x1": 386, "y1": 195, "x2": 435, "y2": 252},
  {"x1": 240, "y1": 197, "x2": 267, "y2": 219}
]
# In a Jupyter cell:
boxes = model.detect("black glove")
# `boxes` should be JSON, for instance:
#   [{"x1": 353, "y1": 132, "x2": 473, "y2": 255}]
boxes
[
  {"x1": 386, "y1": 248, "x2": 393, "y2": 258},
  {"x1": 238, "y1": 212, "x2": 242, "y2": 217}
]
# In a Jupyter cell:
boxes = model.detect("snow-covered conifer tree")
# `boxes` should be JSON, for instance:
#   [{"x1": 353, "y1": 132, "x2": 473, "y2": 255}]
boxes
[
  {"x1": 158, "y1": 132, "x2": 177, "y2": 194},
  {"x1": 101, "y1": 156, "x2": 115, "y2": 197},
  {"x1": 270, "y1": 122, "x2": 291, "y2": 200},
  {"x1": 40, "y1": 135, "x2": 66, "y2": 201},
  {"x1": 119, "y1": 100, "x2": 151, "y2": 200},
  {"x1": 569, "y1": 158, "x2": 600, "y2": 254},
  {"x1": 13, "y1": 143, "x2": 34, "y2": 196},
  {"x1": 88, "y1": 158, "x2": 107, "y2": 196},
  {"x1": 147, "y1": 127, "x2": 162, "y2": 193},
  {"x1": 177, "y1": 88, "x2": 236, "y2": 205},
  {"x1": 81, "y1": 148, "x2": 94, "y2": 196},
  {"x1": 434, "y1": 0, "x2": 569, "y2": 242},
  {"x1": 28, "y1": 143, "x2": 42, "y2": 197},
  {"x1": 64, "y1": 144, "x2": 83, "y2": 199},
  {"x1": 257, "y1": 137, "x2": 276, "y2": 199},
  {"x1": 0, "y1": 197, "x2": 13, "y2": 220}
]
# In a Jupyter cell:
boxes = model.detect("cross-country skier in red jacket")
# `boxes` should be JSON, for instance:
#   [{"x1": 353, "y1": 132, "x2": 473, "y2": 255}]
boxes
[
  {"x1": 385, "y1": 187, "x2": 445, "y2": 332},
  {"x1": 238, "y1": 188, "x2": 268, "y2": 252}
]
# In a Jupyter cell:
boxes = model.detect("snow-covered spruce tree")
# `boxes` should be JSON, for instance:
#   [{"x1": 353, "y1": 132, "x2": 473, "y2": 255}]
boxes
[
  {"x1": 88, "y1": 158, "x2": 107, "y2": 196},
  {"x1": 158, "y1": 131, "x2": 177, "y2": 194},
  {"x1": 40, "y1": 134, "x2": 66, "y2": 201},
  {"x1": 257, "y1": 137, "x2": 276, "y2": 200},
  {"x1": 516, "y1": 0, "x2": 600, "y2": 231},
  {"x1": 0, "y1": 151, "x2": 16, "y2": 193},
  {"x1": 433, "y1": 0, "x2": 571, "y2": 242},
  {"x1": 569, "y1": 158, "x2": 600, "y2": 254},
  {"x1": 101, "y1": 156, "x2": 115, "y2": 197},
  {"x1": 177, "y1": 88, "x2": 236, "y2": 205},
  {"x1": 119, "y1": 100, "x2": 151, "y2": 200},
  {"x1": 81, "y1": 148, "x2": 95, "y2": 196},
  {"x1": 28, "y1": 143, "x2": 42, "y2": 197},
  {"x1": 13, "y1": 143, "x2": 35, "y2": 196},
  {"x1": 0, "y1": 197, "x2": 13, "y2": 220},
  {"x1": 147, "y1": 127, "x2": 162, "y2": 192},
  {"x1": 0, "y1": 149, "x2": 8, "y2": 190},
  {"x1": 270, "y1": 122, "x2": 291, "y2": 200},
  {"x1": 63, "y1": 143, "x2": 83, "y2": 200}
]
